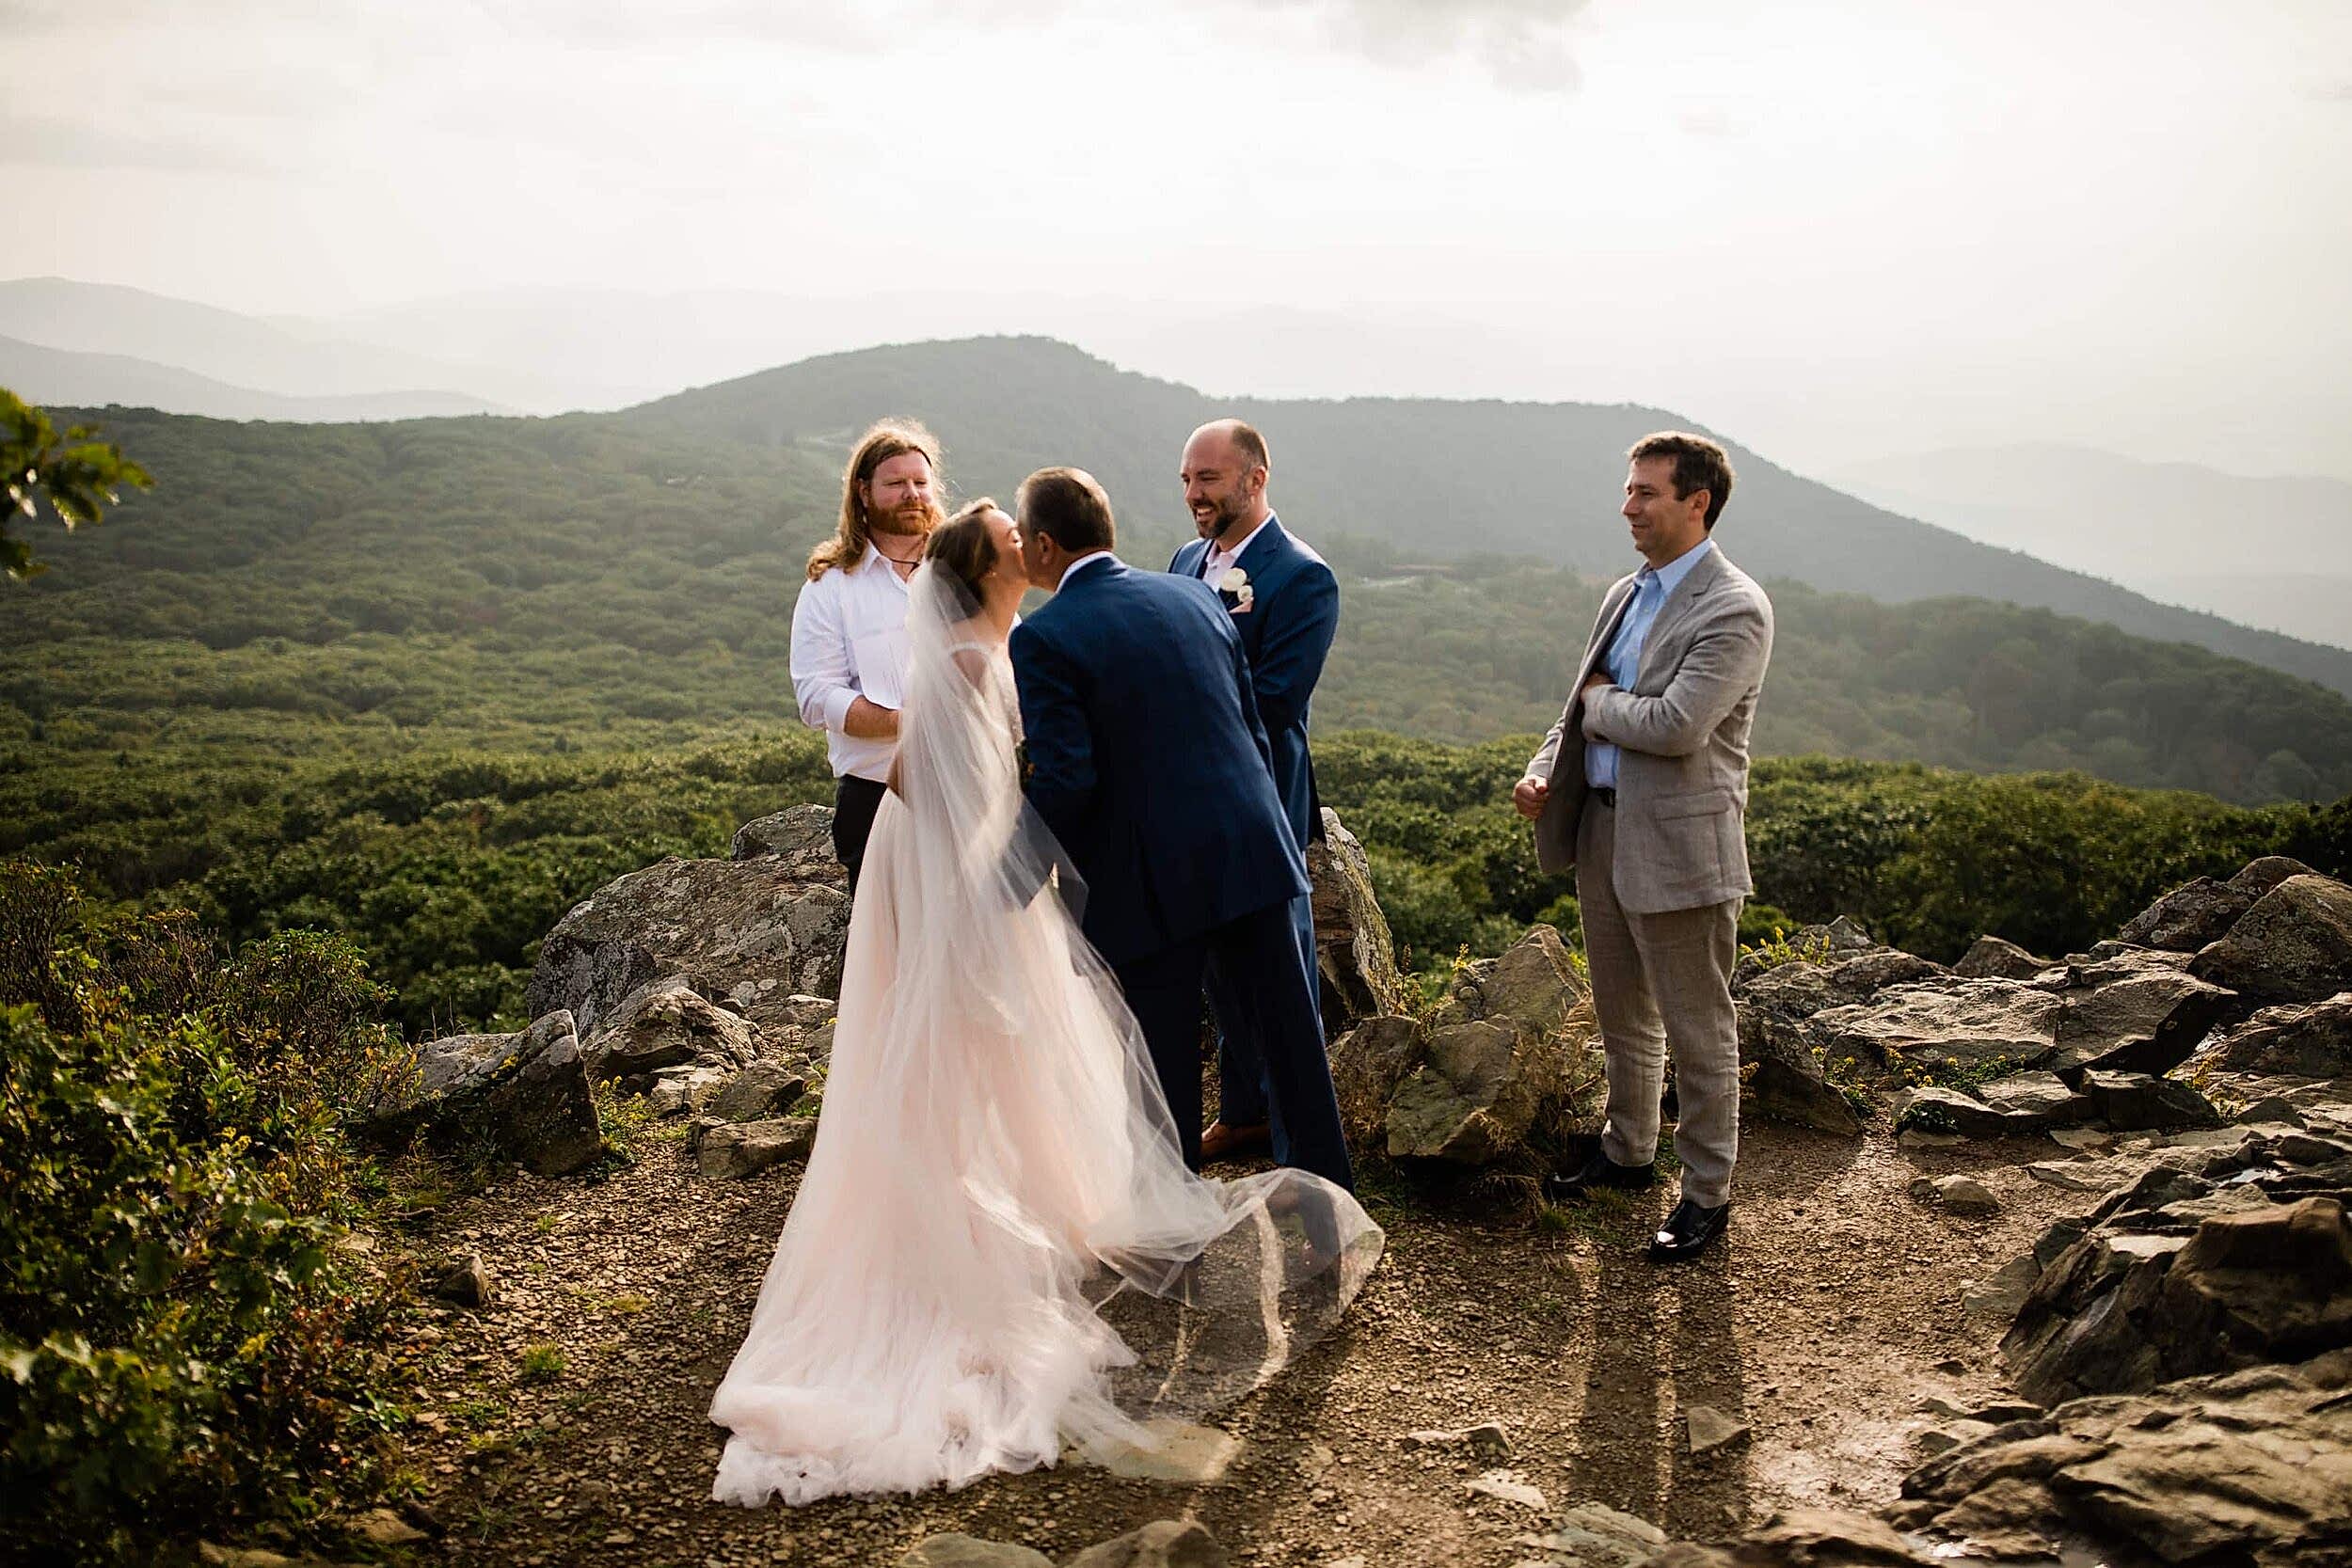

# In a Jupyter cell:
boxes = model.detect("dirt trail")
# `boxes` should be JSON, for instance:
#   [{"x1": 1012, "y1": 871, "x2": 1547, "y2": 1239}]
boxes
[{"x1": 389, "y1": 1120, "x2": 2086, "y2": 1567}]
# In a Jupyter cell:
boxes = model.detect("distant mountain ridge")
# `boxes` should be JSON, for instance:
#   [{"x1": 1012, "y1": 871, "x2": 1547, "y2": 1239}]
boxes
[
  {"x1": 0, "y1": 335, "x2": 507, "y2": 423},
  {"x1": 1832, "y1": 443, "x2": 2352, "y2": 653},
  {"x1": 630, "y1": 337, "x2": 2352, "y2": 699},
  {"x1": 0, "y1": 277, "x2": 559, "y2": 413}
]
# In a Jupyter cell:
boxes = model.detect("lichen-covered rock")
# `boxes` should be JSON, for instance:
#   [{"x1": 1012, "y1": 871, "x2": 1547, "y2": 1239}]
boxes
[
  {"x1": 1304, "y1": 809, "x2": 1406, "y2": 1037},
  {"x1": 366, "y1": 1011, "x2": 601, "y2": 1176},
  {"x1": 2119, "y1": 855, "x2": 2314, "y2": 952},
  {"x1": 1328, "y1": 1014, "x2": 1425, "y2": 1147},
  {"x1": 2042, "y1": 947, "x2": 2238, "y2": 1079},
  {"x1": 2078, "y1": 1068, "x2": 2221, "y2": 1132},
  {"x1": 703, "y1": 1059, "x2": 807, "y2": 1124},
  {"x1": 2191, "y1": 873, "x2": 2352, "y2": 1005},
  {"x1": 1064, "y1": 1518, "x2": 1227, "y2": 1568},
  {"x1": 582, "y1": 975, "x2": 761, "y2": 1083},
  {"x1": 527, "y1": 851, "x2": 851, "y2": 1040},
  {"x1": 1384, "y1": 926, "x2": 1595, "y2": 1164},
  {"x1": 729, "y1": 802, "x2": 843, "y2": 873},
  {"x1": 1812, "y1": 980, "x2": 2064, "y2": 1081}
]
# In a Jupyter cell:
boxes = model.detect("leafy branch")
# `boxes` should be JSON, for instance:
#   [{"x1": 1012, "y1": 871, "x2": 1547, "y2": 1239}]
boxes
[{"x1": 4, "y1": 389, "x2": 152, "y2": 582}]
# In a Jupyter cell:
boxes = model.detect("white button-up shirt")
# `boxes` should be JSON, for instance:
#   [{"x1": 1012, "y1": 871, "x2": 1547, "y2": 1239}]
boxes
[{"x1": 790, "y1": 543, "x2": 914, "y2": 784}]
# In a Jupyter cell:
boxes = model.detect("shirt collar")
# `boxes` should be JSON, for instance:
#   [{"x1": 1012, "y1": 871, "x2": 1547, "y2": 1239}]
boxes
[
  {"x1": 1207, "y1": 513, "x2": 1276, "y2": 567},
  {"x1": 1057, "y1": 550, "x2": 1114, "y2": 591},
  {"x1": 859, "y1": 539, "x2": 917, "y2": 593},
  {"x1": 1639, "y1": 536, "x2": 1715, "y2": 597}
]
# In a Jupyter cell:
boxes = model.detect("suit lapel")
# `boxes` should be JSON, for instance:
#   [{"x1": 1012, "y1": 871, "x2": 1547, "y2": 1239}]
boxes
[
  {"x1": 1231, "y1": 518, "x2": 1287, "y2": 585},
  {"x1": 1633, "y1": 546, "x2": 1727, "y2": 685},
  {"x1": 1576, "y1": 576, "x2": 1641, "y2": 689}
]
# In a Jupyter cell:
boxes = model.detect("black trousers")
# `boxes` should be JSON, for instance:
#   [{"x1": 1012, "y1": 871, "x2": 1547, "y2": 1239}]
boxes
[
  {"x1": 1113, "y1": 898, "x2": 1354, "y2": 1193},
  {"x1": 832, "y1": 775, "x2": 888, "y2": 895}
]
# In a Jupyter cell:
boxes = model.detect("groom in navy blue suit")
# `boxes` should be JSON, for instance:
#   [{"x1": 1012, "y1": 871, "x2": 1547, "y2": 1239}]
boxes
[
  {"x1": 1009, "y1": 466, "x2": 1354, "y2": 1189},
  {"x1": 1169, "y1": 420, "x2": 1340, "y2": 1164}
]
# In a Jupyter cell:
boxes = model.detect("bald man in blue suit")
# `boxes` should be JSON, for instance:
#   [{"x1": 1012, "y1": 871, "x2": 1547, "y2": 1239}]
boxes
[{"x1": 1170, "y1": 420, "x2": 1340, "y2": 1164}]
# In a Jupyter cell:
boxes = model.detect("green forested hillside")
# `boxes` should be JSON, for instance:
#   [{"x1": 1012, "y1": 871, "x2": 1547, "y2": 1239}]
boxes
[
  {"x1": 632, "y1": 337, "x2": 2352, "y2": 698},
  {"x1": 9, "y1": 406, "x2": 2350, "y2": 802}
]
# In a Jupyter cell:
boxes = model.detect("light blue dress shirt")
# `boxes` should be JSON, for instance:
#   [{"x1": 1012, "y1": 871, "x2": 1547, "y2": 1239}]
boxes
[{"x1": 1585, "y1": 539, "x2": 1716, "y2": 790}]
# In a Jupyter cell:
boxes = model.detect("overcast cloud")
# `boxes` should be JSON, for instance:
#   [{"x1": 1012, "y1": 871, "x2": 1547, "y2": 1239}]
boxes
[{"x1": 1, "y1": 0, "x2": 2346, "y2": 479}]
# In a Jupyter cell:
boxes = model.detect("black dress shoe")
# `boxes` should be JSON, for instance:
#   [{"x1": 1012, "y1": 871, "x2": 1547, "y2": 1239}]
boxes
[
  {"x1": 1648, "y1": 1197, "x2": 1730, "y2": 1262},
  {"x1": 1543, "y1": 1148, "x2": 1657, "y2": 1202}
]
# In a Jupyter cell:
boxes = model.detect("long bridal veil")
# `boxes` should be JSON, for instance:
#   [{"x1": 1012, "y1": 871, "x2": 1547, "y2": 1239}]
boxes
[{"x1": 707, "y1": 564, "x2": 1383, "y2": 1507}]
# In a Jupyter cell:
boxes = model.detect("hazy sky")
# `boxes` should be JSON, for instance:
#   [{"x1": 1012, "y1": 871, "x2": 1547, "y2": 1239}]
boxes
[{"x1": 5, "y1": 0, "x2": 2349, "y2": 477}]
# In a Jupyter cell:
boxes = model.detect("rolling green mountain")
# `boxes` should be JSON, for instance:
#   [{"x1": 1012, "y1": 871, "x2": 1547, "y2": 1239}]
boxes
[
  {"x1": 634, "y1": 337, "x2": 2352, "y2": 699},
  {"x1": 5, "y1": 399, "x2": 2348, "y2": 804}
]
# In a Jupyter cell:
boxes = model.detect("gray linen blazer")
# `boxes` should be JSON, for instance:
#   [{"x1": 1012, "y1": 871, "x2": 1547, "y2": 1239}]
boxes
[{"x1": 1523, "y1": 546, "x2": 1774, "y2": 913}]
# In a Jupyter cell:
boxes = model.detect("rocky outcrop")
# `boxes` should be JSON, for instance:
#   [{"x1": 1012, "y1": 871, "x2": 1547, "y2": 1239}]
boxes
[
  {"x1": 728, "y1": 802, "x2": 842, "y2": 873},
  {"x1": 1304, "y1": 808, "x2": 1406, "y2": 1035},
  {"x1": 2213, "y1": 990, "x2": 2352, "y2": 1078},
  {"x1": 1952, "y1": 934, "x2": 2047, "y2": 980},
  {"x1": 1327, "y1": 1014, "x2": 1425, "y2": 1148},
  {"x1": 1731, "y1": 935, "x2": 1944, "y2": 1134},
  {"x1": 2000, "y1": 1128, "x2": 2352, "y2": 1405},
  {"x1": 527, "y1": 847, "x2": 852, "y2": 1039},
  {"x1": 365, "y1": 1011, "x2": 602, "y2": 1176},
  {"x1": 2192, "y1": 873, "x2": 2352, "y2": 1005},
  {"x1": 2042, "y1": 945, "x2": 2237, "y2": 1079},
  {"x1": 1380, "y1": 926, "x2": 1598, "y2": 1164},
  {"x1": 580, "y1": 975, "x2": 763, "y2": 1085},
  {"x1": 2120, "y1": 855, "x2": 2313, "y2": 952},
  {"x1": 1896, "y1": 1349, "x2": 2352, "y2": 1568}
]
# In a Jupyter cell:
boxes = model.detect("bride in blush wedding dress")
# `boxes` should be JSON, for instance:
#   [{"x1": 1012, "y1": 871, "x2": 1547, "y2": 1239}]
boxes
[{"x1": 708, "y1": 501, "x2": 1382, "y2": 1508}]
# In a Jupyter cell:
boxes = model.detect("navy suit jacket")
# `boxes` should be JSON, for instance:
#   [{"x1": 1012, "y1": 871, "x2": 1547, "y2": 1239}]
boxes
[
  {"x1": 1011, "y1": 555, "x2": 1311, "y2": 969},
  {"x1": 1168, "y1": 517, "x2": 1339, "y2": 849}
]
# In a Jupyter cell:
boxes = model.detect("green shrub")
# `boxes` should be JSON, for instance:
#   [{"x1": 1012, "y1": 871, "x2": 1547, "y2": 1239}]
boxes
[{"x1": 0, "y1": 864, "x2": 413, "y2": 1561}]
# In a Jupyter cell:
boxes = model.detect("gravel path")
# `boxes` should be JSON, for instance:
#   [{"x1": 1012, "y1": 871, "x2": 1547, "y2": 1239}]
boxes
[{"x1": 387, "y1": 1118, "x2": 2085, "y2": 1567}]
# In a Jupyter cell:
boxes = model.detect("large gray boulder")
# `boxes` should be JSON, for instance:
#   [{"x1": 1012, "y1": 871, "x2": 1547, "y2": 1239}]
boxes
[
  {"x1": 729, "y1": 802, "x2": 842, "y2": 873},
  {"x1": 1327, "y1": 1014, "x2": 1426, "y2": 1147},
  {"x1": 1811, "y1": 979, "x2": 2064, "y2": 1081},
  {"x1": 696, "y1": 1116, "x2": 818, "y2": 1179},
  {"x1": 365, "y1": 1011, "x2": 602, "y2": 1176},
  {"x1": 1305, "y1": 808, "x2": 1407, "y2": 1036},
  {"x1": 2213, "y1": 991, "x2": 2352, "y2": 1078},
  {"x1": 527, "y1": 849, "x2": 851, "y2": 1040},
  {"x1": 2119, "y1": 855, "x2": 2314, "y2": 952},
  {"x1": 580, "y1": 975, "x2": 762, "y2": 1084},
  {"x1": 2042, "y1": 946, "x2": 2238, "y2": 1079},
  {"x1": 1384, "y1": 926, "x2": 1596, "y2": 1164},
  {"x1": 2192, "y1": 873, "x2": 2352, "y2": 1005}
]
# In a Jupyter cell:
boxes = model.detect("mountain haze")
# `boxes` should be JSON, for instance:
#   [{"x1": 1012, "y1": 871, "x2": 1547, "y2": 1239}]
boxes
[
  {"x1": 0, "y1": 335, "x2": 506, "y2": 423},
  {"x1": 0, "y1": 277, "x2": 550, "y2": 413},
  {"x1": 633, "y1": 337, "x2": 2352, "y2": 699},
  {"x1": 1833, "y1": 444, "x2": 2352, "y2": 653}
]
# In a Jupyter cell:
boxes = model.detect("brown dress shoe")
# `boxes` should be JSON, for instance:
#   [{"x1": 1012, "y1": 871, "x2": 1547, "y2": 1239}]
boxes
[{"x1": 1200, "y1": 1119, "x2": 1271, "y2": 1164}]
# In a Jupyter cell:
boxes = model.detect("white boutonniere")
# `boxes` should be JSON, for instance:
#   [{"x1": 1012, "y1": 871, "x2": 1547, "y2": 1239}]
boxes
[{"x1": 1219, "y1": 566, "x2": 1254, "y2": 612}]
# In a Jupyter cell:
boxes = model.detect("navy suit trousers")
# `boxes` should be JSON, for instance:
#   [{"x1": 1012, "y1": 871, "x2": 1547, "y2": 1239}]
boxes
[{"x1": 1114, "y1": 897, "x2": 1353, "y2": 1192}]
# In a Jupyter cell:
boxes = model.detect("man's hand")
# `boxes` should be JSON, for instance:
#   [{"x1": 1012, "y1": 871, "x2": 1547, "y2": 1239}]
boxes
[
  {"x1": 1581, "y1": 672, "x2": 1612, "y2": 694},
  {"x1": 1513, "y1": 775, "x2": 1549, "y2": 820},
  {"x1": 843, "y1": 696, "x2": 900, "y2": 740}
]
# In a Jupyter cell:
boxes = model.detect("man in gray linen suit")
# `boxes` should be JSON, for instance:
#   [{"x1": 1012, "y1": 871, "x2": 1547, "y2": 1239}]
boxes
[{"x1": 1513, "y1": 431, "x2": 1773, "y2": 1262}]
